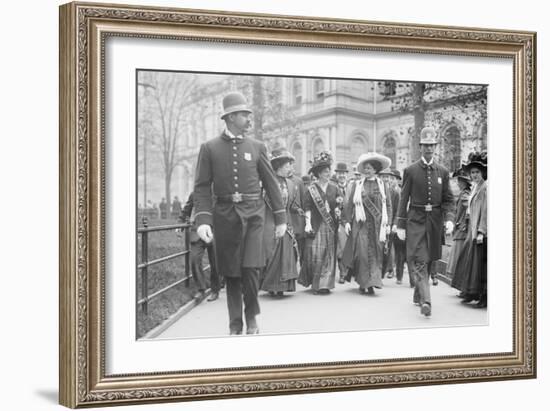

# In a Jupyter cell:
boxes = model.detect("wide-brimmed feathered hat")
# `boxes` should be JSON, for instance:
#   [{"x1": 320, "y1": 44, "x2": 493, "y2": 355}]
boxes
[
  {"x1": 463, "y1": 151, "x2": 488, "y2": 173},
  {"x1": 220, "y1": 92, "x2": 252, "y2": 119},
  {"x1": 308, "y1": 150, "x2": 333, "y2": 175},
  {"x1": 356, "y1": 152, "x2": 391, "y2": 174},
  {"x1": 270, "y1": 148, "x2": 295, "y2": 170}
]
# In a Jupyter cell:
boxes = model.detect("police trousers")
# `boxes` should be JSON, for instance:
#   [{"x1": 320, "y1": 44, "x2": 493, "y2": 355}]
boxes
[
  {"x1": 225, "y1": 268, "x2": 260, "y2": 333},
  {"x1": 190, "y1": 239, "x2": 220, "y2": 293}
]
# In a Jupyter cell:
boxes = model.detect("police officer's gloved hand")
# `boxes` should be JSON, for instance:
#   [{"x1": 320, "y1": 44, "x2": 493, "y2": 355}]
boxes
[
  {"x1": 197, "y1": 224, "x2": 213, "y2": 243},
  {"x1": 445, "y1": 221, "x2": 454, "y2": 235}
]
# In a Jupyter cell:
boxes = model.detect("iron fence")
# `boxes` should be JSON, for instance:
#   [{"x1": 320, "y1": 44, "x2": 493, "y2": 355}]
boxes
[{"x1": 137, "y1": 217, "x2": 191, "y2": 315}]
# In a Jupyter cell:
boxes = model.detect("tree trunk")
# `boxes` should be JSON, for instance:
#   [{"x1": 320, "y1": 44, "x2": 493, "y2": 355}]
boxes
[
  {"x1": 411, "y1": 83, "x2": 426, "y2": 162},
  {"x1": 252, "y1": 77, "x2": 264, "y2": 141},
  {"x1": 164, "y1": 172, "x2": 172, "y2": 220}
]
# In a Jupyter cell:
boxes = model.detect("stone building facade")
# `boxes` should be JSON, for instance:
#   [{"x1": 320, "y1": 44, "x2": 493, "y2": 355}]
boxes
[{"x1": 138, "y1": 73, "x2": 487, "y2": 207}]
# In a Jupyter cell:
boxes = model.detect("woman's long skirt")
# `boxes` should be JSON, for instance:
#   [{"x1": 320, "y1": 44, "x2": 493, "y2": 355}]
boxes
[
  {"x1": 298, "y1": 221, "x2": 336, "y2": 291},
  {"x1": 342, "y1": 219, "x2": 383, "y2": 289},
  {"x1": 260, "y1": 232, "x2": 298, "y2": 292},
  {"x1": 452, "y1": 238, "x2": 487, "y2": 296},
  {"x1": 447, "y1": 238, "x2": 467, "y2": 281}
]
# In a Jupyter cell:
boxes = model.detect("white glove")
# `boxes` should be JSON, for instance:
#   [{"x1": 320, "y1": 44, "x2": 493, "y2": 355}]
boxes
[
  {"x1": 396, "y1": 228, "x2": 406, "y2": 241},
  {"x1": 335, "y1": 207, "x2": 342, "y2": 218},
  {"x1": 275, "y1": 223, "x2": 287, "y2": 239},
  {"x1": 344, "y1": 222, "x2": 351, "y2": 235},
  {"x1": 305, "y1": 222, "x2": 313, "y2": 234},
  {"x1": 197, "y1": 224, "x2": 213, "y2": 243},
  {"x1": 385, "y1": 225, "x2": 391, "y2": 235},
  {"x1": 391, "y1": 224, "x2": 398, "y2": 233},
  {"x1": 445, "y1": 221, "x2": 454, "y2": 235}
]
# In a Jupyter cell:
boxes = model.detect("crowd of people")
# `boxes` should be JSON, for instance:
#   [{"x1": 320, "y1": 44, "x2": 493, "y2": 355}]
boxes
[
  {"x1": 139, "y1": 196, "x2": 184, "y2": 220},
  {"x1": 183, "y1": 91, "x2": 487, "y2": 335}
]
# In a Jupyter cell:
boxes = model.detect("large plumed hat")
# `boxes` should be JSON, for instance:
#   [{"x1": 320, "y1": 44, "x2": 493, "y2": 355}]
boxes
[
  {"x1": 356, "y1": 152, "x2": 392, "y2": 174},
  {"x1": 221, "y1": 92, "x2": 252, "y2": 119},
  {"x1": 308, "y1": 150, "x2": 333, "y2": 175},
  {"x1": 463, "y1": 151, "x2": 488, "y2": 173},
  {"x1": 420, "y1": 126, "x2": 439, "y2": 145},
  {"x1": 270, "y1": 148, "x2": 295, "y2": 170}
]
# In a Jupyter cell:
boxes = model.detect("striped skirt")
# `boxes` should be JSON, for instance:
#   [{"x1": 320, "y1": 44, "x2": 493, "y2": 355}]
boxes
[{"x1": 298, "y1": 221, "x2": 336, "y2": 291}]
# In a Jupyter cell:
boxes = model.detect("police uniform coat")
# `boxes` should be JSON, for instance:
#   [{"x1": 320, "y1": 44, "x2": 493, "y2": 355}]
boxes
[
  {"x1": 193, "y1": 132, "x2": 286, "y2": 278},
  {"x1": 396, "y1": 159, "x2": 454, "y2": 261}
]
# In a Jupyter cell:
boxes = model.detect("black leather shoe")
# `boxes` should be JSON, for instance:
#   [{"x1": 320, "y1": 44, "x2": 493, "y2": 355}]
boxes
[
  {"x1": 432, "y1": 277, "x2": 439, "y2": 286},
  {"x1": 421, "y1": 303, "x2": 432, "y2": 317},
  {"x1": 246, "y1": 327, "x2": 259, "y2": 335},
  {"x1": 207, "y1": 292, "x2": 219, "y2": 302},
  {"x1": 461, "y1": 295, "x2": 477, "y2": 303}
]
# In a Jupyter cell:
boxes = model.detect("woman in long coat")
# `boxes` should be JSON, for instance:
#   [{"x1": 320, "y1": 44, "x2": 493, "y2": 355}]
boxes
[
  {"x1": 453, "y1": 152, "x2": 488, "y2": 308},
  {"x1": 298, "y1": 151, "x2": 343, "y2": 294},
  {"x1": 449, "y1": 167, "x2": 472, "y2": 291},
  {"x1": 342, "y1": 153, "x2": 392, "y2": 295},
  {"x1": 260, "y1": 149, "x2": 300, "y2": 295}
]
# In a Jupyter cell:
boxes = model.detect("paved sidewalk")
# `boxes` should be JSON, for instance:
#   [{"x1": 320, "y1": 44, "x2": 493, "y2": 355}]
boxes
[{"x1": 152, "y1": 271, "x2": 487, "y2": 340}]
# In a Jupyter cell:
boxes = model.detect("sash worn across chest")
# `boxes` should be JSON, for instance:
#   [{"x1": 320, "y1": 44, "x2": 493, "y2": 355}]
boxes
[
  {"x1": 361, "y1": 187, "x2": 382, "y2": 221},
  {"x1": 309, "y1": 184, "x2": 335, "y2": 233}
]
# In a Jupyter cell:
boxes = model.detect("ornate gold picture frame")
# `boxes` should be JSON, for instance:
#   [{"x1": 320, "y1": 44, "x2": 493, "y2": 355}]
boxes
[{"x1": 59, "y1": 1, "x2": 536, "y2": 408}]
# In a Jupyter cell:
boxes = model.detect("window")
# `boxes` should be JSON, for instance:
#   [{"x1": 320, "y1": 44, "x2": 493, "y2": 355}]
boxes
[
  {"x1": 293, "y1": 79, "x2": 303, "y2": 105},
  {"x1": 314, "y1": 79, "x2": 325, "y2": 99},
  {"x1": 313, "y1": 138, "x2": 325, "y2": 157},
  {"x1": 350, "y1": 135, "x2": 367, "y2": 163},
  {"x1": 441, "y1": 125, "x2": 462, "y2": 172},
  {"x1": 479, "y1": 123, "x2": 487, "y2": 151},
  {"x1": 383, "y1": 135, "x2": 397, "y2": 168},
  {"x1": 291, "y1": 142, "x2": 303, "y2": 176}
]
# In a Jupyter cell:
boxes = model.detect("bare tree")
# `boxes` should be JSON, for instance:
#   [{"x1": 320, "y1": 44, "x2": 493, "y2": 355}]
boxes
[{"x1": 138, "y1": 71, "x2": 198, "y2": 209}]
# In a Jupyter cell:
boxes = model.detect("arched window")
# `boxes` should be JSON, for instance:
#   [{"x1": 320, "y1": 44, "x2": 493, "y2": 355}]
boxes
[
  {"x1": 313, "y1": 138, "x2": 325, "y2": 156},
  {"x1": 382, "y1": 134, "x2": 397, "y2": 169},
  {"x1": 479, "y1": 123, "x2": 487, "y2": 151},
  {"x1": 441, "y1": 125, "x2": 462, "y2": 172},
  {"x1": 291, "y1": 142, "x2": 303, "y2": 176},
  {"x1": 350, "y1": 135, "x2": 367, "y2": 164}
]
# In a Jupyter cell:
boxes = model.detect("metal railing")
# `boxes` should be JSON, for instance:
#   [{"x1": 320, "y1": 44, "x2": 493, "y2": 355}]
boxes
[{"x1": 137, "y1": 217, "x2": 191, "y2": 315}]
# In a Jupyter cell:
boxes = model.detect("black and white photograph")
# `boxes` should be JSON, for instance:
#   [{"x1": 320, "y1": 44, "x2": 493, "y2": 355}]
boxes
[{"x1": 135, "y1": 70, "x2": 488, "y2": 340}]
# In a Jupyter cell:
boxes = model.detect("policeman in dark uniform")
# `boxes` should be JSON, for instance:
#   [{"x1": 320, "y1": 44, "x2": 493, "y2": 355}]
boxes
[
  {"x1": 396, "y1": 127, "x2": 455, "y2": 317},
  {"x1": 193, "y1": 92, "x2": 287, "y2": 335},
  {"x1": 179, "y1": 192, "x2": 221, "y2": 302}
]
